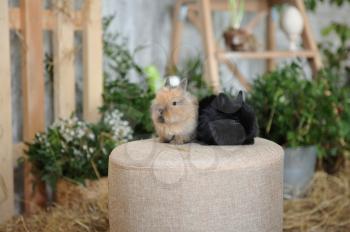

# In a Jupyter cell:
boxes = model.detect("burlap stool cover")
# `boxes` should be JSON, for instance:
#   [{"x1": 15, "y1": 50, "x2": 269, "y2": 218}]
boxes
[{"x1": 109, "y1": 138, "x2": 284, "y2": 232}]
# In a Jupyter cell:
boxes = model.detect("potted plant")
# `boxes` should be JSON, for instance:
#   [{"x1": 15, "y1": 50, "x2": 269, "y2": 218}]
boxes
[
  {"x1": 248, "y1": 63, "x2": 320, "y2": 198},
  {"x1": 315, "y1": 22, "x2": 350, "y2": 173},
  {"x1": 312, "y1": 69, "x2": 350, "y2": 174},
  {"x1": 223, "y1": 0, "x2": 257, "y2": 51},
  {"x1": 25, "y1": 110, "x2": 133, "y2": 205}
]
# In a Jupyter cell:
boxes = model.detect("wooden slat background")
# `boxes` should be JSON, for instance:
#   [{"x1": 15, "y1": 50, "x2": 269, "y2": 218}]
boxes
[
  {"x1": 83, "y1": 0, "x2": 103, "y2": 122},
  {"x1": 0, "y1": 0, "x2": 15, "y2": 222},
  {"x1": 54, "y1": 0, "x2": 75, "y2": 119},
  {"x1": 20, "y1": 0, "x2": 47, "y2": 213},
  {"x1": 0, "y1": 0, "x2": 104, "y2": 218}
]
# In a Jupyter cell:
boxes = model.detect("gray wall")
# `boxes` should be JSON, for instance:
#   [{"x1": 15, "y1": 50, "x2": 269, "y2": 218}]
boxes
[
  {"x1": 102, "y1": 0, "x2": 350, "y2": 85},
  {"x1": 9, "y1": 0, "x2": 350, "y2": 141}
]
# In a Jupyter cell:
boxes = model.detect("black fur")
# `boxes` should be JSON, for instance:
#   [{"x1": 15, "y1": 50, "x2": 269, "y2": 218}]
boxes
[{"x1": 196, "y1": 91, "x2": 258, "y2": 145}]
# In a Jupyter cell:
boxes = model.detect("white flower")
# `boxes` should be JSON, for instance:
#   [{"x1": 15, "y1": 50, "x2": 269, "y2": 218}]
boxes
[{"x1": 103, "y1": 109, "x2": 133, "y2": 142}]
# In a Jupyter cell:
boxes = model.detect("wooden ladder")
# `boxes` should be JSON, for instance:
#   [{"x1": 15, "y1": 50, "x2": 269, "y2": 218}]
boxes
[{"x1": 167, "y1": 0, "x2": 322, "y2": 93}]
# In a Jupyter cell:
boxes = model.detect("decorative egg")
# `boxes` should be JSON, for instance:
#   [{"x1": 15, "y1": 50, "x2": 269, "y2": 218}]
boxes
[
  {"x1": 280, "y1": 5, "x2": 304, "y2": 50},
  {"x1": 168, "y1": 75, "x2": 181, "y2": 87}
]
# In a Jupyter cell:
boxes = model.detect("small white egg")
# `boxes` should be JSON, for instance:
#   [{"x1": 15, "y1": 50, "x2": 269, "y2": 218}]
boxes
[{"x1": 168, "y1": 75, "x2": 181, "y2": 87}]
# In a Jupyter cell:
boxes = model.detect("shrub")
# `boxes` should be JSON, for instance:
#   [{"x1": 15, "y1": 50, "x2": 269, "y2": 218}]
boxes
[
  {"x1": 248, "y1": 62, "x2": 350, "y2": 160},
  {"x1": 25, "y1": 110, "x2": 132, "y2": 189},
  {"x1": 248, "y1": 62, "x2": 317, "y2": 147}
]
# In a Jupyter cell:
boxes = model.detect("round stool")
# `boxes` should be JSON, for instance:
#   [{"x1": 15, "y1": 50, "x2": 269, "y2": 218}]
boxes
[{"x1": 109, "y1": 138, "x2": 284, "y2": 232}]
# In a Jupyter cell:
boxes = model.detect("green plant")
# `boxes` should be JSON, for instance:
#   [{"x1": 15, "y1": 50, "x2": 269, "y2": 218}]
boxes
[
  {"x1": 102, "y1": 16, "x2": 154, "y2": 137},
  {"x1": 25, "y1": 110, "x2": 133, "y2": 189},
  {"x1": 305, "y1": 0, "x2": 350, "y2": 11},
  {"x1": 304, "y1": 0, "x2": 350, "y2": 85},
  {"x1": 248, "y1": 63, "x2": 318, "y2": 147},
  {"x1": 312, "y1": 69, "x2": 350, "y2": 158},
  {"x1": 320, "y1": 23, "x2": 350, "y2": 84},
  {"x1": 248, "y1": 62, "x2": 350, "y2": 161},
  {"x1": 228, "y1": 0, "x2": 245, "y2": 29}
]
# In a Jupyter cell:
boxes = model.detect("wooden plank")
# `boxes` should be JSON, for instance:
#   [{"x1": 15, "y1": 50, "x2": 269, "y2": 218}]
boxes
[
  {"x1": 266, "y1": 7, "x2": 276, "y2": 71},
  {"x1": 199, "y1": 0, "x2": 220, "y2": 93},
  {"x1": 166, "y1": 0, "x2": 185, "y2": 72},
  {"x1": 0, "y1": 0, "x2": 15, "y2": 222},
  {"x1": 222, "y1": 58, "x2": 252, "y2": 91},
  {"x1": 217, "y1": 50, "x2": 315, "y2": 60},
  {"x1": 13, "y1": 143, "x2": 25, "y2": 167},
  {"x1": 20, "y1": 0, "x2": 47, "y2": 213},
  {"x1": 245, "y1": 11, "x2": 267, "y2": 33},
  {"x1": 293, "y1": 0, "x2": 322, "y2": 74},
  {"x1": 187, "y1": 9, "x2": 201, "y2": 30},
  {"x1": 189, "y1": 0, "x2": 269, "y2": 12},
  {"x1": 83, "y1": 0, "x2": 103, "y2": 122},
  {"x1": 53, "y1": 0, "x2": 75, "y2": 119},
  {"x1": 9, "y1": 8, "x2": 83, "y2": 30}
]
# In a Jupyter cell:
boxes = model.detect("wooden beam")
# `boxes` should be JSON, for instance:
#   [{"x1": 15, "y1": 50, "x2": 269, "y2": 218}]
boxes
[
  {"x1": 83, "y1": 0, "x2": 103, "y2": 122},
  {"x1": 166, "y1": 0, "x2": 185, "y2": 72},
  {"x1": 0, "y1": 0, "x2": 15, "y2": 222},
  {"x1": 187, "y1": 8, "x2": 201, "y2": 31},
  {"x1": 199, "y1": 0, "x2": 221, "y2": 93},
  {"x1": 222, "y1": 59, "x2": 252, "y2": 91},
  {"x1": 266, "y1": 8, "x2": 276, "y2": 71},
  {"x1": 217, "y1": 50, "x2": 315, "y2": 60},
  {"x1": 9, "y1": 8, "x2": 83, "y2": 30},
  {"x1": 13, "y1": 143, "x2": 25, "y2": 167},
  {"x1": 53, "y1": 0, "x2": 75, "y2": 119},
  {"x1": 189, "y1": 0, "x2": 269, "y2": 12},
  {"x1": 293, "y1": 0, "x2": 322, "y2": 74},
  {"x1": 245, "y1": 11, "x2": 267, "y2": 33},
  {"x1": 20, "y1": 0, "x2": 47, "y2": 213}
]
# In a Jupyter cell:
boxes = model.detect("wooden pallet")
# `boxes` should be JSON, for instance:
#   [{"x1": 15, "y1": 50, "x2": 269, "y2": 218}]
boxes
[
  {"x1": 0, "y1": 0, "x2": 103, "y2": 220},
  {"x1": 167, "y1": 0, "x2": 322, "y2": 93}
]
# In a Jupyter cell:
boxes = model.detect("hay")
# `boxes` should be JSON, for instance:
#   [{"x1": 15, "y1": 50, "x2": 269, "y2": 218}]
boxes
[
  {"x1": 0, "y1": 194, "x2": 108, "y2": 232},
  {"x1": 1, "y1": 166, "x2": 350, "y2": 232},
  {"x1": 284, "y1": 164, "x2": 350, "y2": 232}
]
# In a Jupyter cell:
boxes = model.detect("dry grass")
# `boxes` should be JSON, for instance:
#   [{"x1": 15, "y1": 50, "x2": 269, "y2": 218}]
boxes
[
  {"x1": 284, "y1": 165, "x2": 350, "y2": 232},
  {"x1": 0, "y1": 195, "x2": 108, "y2": 232},
  {"x1": 1, "y1": 166, "x2": 350, "y2": 232}
]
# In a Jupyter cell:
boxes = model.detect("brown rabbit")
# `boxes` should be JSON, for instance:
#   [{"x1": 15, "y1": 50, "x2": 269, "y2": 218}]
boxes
[{"x1": 151, "y1": 77, "x2": 198, "y2": 144}]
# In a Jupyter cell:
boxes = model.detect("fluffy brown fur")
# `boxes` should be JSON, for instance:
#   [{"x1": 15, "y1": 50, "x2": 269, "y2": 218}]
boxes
[{"x1": 151, "y1": 84, "x2": 198, "y2": 144}]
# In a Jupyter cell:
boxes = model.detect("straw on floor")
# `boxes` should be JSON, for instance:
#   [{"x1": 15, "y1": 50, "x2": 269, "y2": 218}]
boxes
[{"x1": 1, "y1": 165, "x2": 350, "y2": 232}]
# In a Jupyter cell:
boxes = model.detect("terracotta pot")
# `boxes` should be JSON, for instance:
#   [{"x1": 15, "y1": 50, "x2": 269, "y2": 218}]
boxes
[
  {"x1": 223, "y1": 27, "x2": 257, "y2": 51},
  {"x1": 56, "y1": 177, "x2": 108, "y2": 206}
]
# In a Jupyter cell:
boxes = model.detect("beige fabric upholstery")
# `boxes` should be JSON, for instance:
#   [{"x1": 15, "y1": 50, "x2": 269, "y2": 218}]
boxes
[{"x1": 109, "y1": 138, "x2": 284, "y2": 232}]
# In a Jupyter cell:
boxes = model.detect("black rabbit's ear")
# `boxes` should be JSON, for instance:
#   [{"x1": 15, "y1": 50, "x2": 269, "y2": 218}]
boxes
[
  {"x1": 232, "y1": 90, "x2": 244, "y2": 107},
  {"x1": 211, "y1": 92, "x2": 243, "y2": 113}
]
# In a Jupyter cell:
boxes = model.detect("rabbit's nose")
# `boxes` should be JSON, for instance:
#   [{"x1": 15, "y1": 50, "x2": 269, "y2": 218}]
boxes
[{"x1": 158, "y1": 109, "x2": 164, "y2": 115}]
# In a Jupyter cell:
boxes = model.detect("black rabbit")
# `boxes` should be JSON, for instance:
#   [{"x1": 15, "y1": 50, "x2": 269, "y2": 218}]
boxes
[{"x1": 196, "y1": 91, "x2": 258, "y2": 145}]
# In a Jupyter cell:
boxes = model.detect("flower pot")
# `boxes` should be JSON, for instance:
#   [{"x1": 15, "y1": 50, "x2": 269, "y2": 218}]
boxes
[
  {"x1": 56, "y1": 177, "x2": 108, "y2": 206},
  {"x1": 223, "y1": 27, "x2": 257, "y2": 51},
  {"x1": 283, "y1": 146, "x2": 317, "y2": 199}
]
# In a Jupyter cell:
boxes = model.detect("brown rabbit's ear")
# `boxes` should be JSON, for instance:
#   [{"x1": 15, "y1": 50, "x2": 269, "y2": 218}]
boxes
[
  {"x1": 179, "y1": 78, "x2": 188, "y2": 90},
  {"x1": 164, "y1": 77, "x2": 171, "y2": 87}
]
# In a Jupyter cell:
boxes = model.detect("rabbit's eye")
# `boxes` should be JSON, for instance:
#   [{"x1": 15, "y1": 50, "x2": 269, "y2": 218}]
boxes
[{"x1": 172, "y1": 101, "x2": 177, "y2": 106}]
